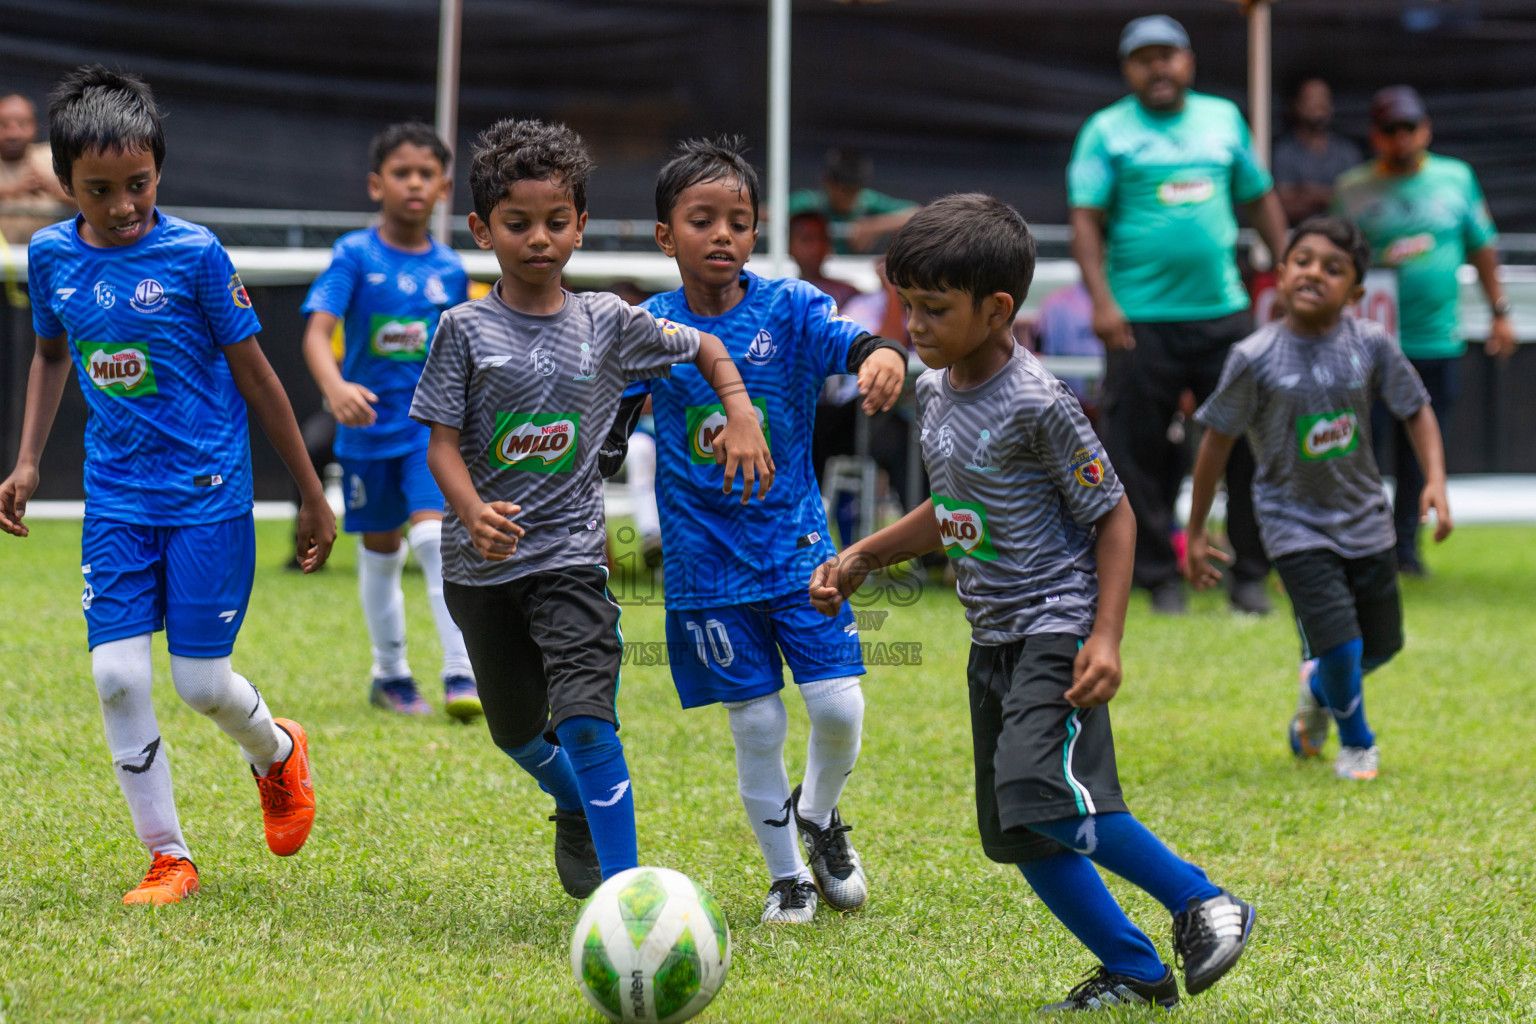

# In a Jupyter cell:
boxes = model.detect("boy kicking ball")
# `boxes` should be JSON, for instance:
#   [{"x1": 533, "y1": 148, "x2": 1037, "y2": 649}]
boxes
[
  {"x1": 811, "y1": 194, "x2": 1253, "y2": 1010},
  {"x1": 0, "y1": 66, "x2": 334, "y2": 904},
  {"x1": 1186, "y1": 215, "x2": 1450, "y2": 781}
]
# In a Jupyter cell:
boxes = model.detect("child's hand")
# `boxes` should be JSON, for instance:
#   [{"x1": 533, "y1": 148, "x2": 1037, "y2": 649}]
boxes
[
  {"x1": 1183, "y1": 529, "x2": 1229, "y2": 590},
  {"x1": 858, "y1": 347, "x2": 907, "y2": 415},
  {"x1": 469, "y1": 500, "x2": 525, "y2": 561},
  {"x1": 1065, "y1": 633, "x2": 1122, "y2": 707},
  {"x1": 326, "y1": 381, "x2": 380, "y2": 428},
  {"x1": 293, "y1": 495, "x2": 337, "y2": 573},
  {"x1": 1420, "y1": 481, "x2": 1454, "y2": 543},
  {"x1": 808, "y1": 553, "x2": 873, "y2": 616},
  {"x1": 0, "y1": 465, "x2": 39, "y2": 538},
  {"x1": 713, "y1": 411, "x2": 775, "y2": 504}
]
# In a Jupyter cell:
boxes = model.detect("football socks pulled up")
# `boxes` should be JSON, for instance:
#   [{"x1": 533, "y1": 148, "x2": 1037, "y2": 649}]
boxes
[
  {"x1": 554, "y1": 716, "x2": 637, "y2": 879},
  {"x1": 358, "y1": 544, "x2": 411, "y2": 681},
  {"x1": 1314, "y1": 638, "x2": 1376, "y2": 749},
  {"x1": 1017, "y1": 851, "x2": 1167, "y2": 984},
  {"x1": 724, "y1": 692, "x2": 810, "y2": 884},
  {"x1": 500, "y1": 733, "x2": 583, "y2": 813},
  {"x1": 406, "y1": 519, "x2": 475, "y2": 682},
  {"x1": 95, "y1": 635, "x2": 190, "y2": 861},
  {"x1": 796, "y1": 675, "x2": 865, "y2": 829},
  {"x1": 1026, "y1": 813, "x2": 1223, "y2": 915}
]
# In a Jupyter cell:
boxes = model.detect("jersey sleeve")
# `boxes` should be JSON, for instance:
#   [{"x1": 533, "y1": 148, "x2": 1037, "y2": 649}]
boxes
[
  {"x1": 1194, "y1": 348, "x2": 1258, "y2": 438},
  {"x1": 1460, "y1": 165, "x2": 1498, "y2": 253},
  {"x1": 26, "y1": 239, "x2": 62, "y2": 338},
  {"x1": 301, "y1": 239, "x2": 360, "y2": 318},
  {"x1": 1066, "y1": 115, "x2": 1115, "y2": 210},
  {"x1": 1229, "y1": 106, "x2": 1275, "y2": 204},
  {"x1": 1033, "y1": 392, "x2": 1124, "y2": 526},
  {"x1": 196, "y1": 238, "x2": 263, "y2": 345},
  {"x1": 614, "y1": 300, "x2": 702, "y2": 380},
  {"x1": 861, "y1": 189, "x2": 916, "y2": 215},
  {"x1": 799, "y1": 285, "x2": 867, "y2": 378},
  {"x1": 408, "y1": 312, "x2": 470, "y2": 429},
  {"x1": 1369, "y1": 326, "x2": 1431, "y2": 420}
]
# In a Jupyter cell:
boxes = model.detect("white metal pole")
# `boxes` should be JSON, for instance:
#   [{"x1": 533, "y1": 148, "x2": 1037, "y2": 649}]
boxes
[
  {"x1": 767, "y1": 0, "x2": 791, "y2": 277},
  {"x1": 433, "y1": 0, "x2": 463, "y2": 245},
  {"x1": 1247, "y1": 0, "x2": 1273, "y2": 269}
]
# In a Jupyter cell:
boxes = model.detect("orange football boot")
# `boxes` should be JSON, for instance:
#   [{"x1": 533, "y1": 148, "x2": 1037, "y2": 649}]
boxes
[
  {"x1": 123, "y1": 854, "x2": 199, "y2": 905},
  {"x1": 254, "y1": 718, "x2": 315, "y2": 856}
]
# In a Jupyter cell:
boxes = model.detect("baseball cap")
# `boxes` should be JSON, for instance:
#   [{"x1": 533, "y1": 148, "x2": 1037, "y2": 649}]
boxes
[
  {"x1": 1119, "y1": 15, "x2": 1190, "y2": 59},
  {"x1": 1370, "y1": 85, "x2": 1428, "y2": 127}
]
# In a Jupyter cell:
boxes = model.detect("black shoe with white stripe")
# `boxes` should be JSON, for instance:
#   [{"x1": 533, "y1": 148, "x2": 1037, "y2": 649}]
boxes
[
  {"x1": 1039, "y1": 966, "x2": 1179, "y2": 1012},
  {"x1": 791, "y1": 784, "x2": 868, "y2": 911},
  {"x1": 1172, "y1": 891, "x2": 1255, "y2": 995}
]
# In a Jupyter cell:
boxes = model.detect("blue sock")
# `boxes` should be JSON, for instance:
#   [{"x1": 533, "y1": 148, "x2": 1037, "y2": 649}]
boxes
[
  {"x1": 1315, "y1": 638, "x2": 1375, "y2": 748},
  {"x1": 1017, "y1": 852, "x2": 1166, "y2": 983},
  {"x1": 554, "y1": 716, "x2": 637, "y2": 878},
  {"x1": 1028, "y1": 813, "x2": 1222, "y2": 915},
  {"x1": 499, "y1": 734, "x2": 583, "y2": 813}
]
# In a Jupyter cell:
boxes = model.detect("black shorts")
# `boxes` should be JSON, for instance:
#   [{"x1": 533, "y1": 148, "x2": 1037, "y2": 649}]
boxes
[
  {"x1": 968, "y1": 634, "x2": 1128, "y2": 864},
  {"x1": 443, "y1": 565, "x2": 623, "y2": 749},
  {"x1": 1273, "y1": 548, "x2": 1403, "y2": 661}
]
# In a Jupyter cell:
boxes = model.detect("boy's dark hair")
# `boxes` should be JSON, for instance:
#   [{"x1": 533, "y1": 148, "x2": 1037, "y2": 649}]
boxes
[
  {"x1": 469, "y1": 118, "x2": 592, "y2": 221},
  {"x1": 884, "y1": 193, "x2": 1035, "y2": 320},
  {"x1": 788, "y1": 209, "x2": 829, "y2": 233},
  {"x1": 1285, "y1": 214, "x2": 1371, "y2": 285},
  {"x1": 655, "y1": 136, "x2": 760, "y2": 226},
  {"x1": 823, "y1": 148, "x2": 872, "y2": 188},
  {"x1": 370, "y1": 122, "x2": 451, "y2": 173},
  {"x1": 47, "y1": 65, "x2": 165, "y2": 183}
]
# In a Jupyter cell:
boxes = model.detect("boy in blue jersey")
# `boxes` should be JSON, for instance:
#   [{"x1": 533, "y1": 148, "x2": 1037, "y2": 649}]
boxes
[
  {"x1": 302, "y1": 123, "x2": 480, "y2": 719},
  {"x1": 603, "y1": 138, "x2": 907, "y2": 923},
  {"x1": 0, "y1": 67, "x2": 334, "y2": 905}
]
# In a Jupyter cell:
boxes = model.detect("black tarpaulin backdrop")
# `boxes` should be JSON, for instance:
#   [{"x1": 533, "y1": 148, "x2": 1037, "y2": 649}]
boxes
[{"x1": 3, "y1": 0, "x2": 1535, "y2": 228}]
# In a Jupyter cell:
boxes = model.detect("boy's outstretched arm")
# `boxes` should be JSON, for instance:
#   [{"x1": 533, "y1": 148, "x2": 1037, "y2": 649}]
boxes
[
  {"x1": 223, "y1": 337, "x2": 336, "y2": 572},
  {"x1": 852, "y1": 341, "x2": 908, "y2": 415},
  {"x1": 1403, "y1": 404, "x2": 1454, "y2": 543},
  {"x1": 0, "y1": 334, "x2": 71, "y2": 538},
  {"x1": 693, "y1": 331, "x2": 775, "y2": 504},
  {"x1": 809, "y1": 499, "x2": 942, "y2": 616},
  {"x1": 425, "y1": 423, "x2": 525, "y2": 562},
  {"x1": 302, "y1": 311, "x2": 377, "y2": 427},
  {"x1": 1184, "y1": 429, "x2": 1238, "y2": 590},
  {"x1": 1065, "y1": 495, "x2": 1135, "y2": 708}
]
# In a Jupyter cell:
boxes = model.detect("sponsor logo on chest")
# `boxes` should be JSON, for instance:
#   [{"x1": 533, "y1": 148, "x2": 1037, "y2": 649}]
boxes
[
  {"x1": 369, "y1": 315, "x2": 430, "y2": 359},
  {"x1": 1382, "y1": 232, "x2": 1436, "y2": 267},
  {"x1": 931, "y1": 493, "x2": 997, "y2": 561},
  {"x1": 1297, "y1": 409, "x2": 1359, "y2": 461},
  {"x1": 78, "y1": 340, "x2": 158, "y2": 396},
  {"x1": 490, "y1": 412, "x2": 580, "y2": 473},
  {"x1": 684, "y1": 398, "x2": 771, "y2": 465},
  {"x1": 1157, "y1": 177, "x2": 1215, "y2": 206}
]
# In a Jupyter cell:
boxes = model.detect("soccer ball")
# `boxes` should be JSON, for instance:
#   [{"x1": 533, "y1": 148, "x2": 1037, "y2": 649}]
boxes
[{"x1": 570, "y1": 866, "x2": 731, "y2": 1023}]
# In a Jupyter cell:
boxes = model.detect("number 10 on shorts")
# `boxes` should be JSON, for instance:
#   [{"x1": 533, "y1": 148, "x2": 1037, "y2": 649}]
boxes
[{"x1": 685, "y1": 618, "x2": 735, "y2": 667}]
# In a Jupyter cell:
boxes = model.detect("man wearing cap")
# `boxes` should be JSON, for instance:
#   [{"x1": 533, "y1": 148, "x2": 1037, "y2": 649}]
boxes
[
  {"x1": 1333, "y1": 85, "x2": 1515, "y2": 577},
  {"x1": 1068, "y1": 14, "x2": 1289, "y2": 615},
  {"x1": 787, "y1": 149, "x2": 918, "y2": 254}
]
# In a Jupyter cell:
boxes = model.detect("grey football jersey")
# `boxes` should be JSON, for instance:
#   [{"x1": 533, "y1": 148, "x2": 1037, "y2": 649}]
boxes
[
  {"x1": 1195, "y1": 317, "x2": 1429, "y2": 559},
  {"x1": 917, "y1": 345, "x2": 1125, "y2": 645},
  {"x1": 410, "y1": 286, "x2": 700, "y2": 585}
]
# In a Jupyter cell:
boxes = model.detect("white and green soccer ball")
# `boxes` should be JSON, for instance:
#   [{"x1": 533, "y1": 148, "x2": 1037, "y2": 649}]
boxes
[{"x1": 570, "y1": 866, "x2": 731, "y2": 1024}]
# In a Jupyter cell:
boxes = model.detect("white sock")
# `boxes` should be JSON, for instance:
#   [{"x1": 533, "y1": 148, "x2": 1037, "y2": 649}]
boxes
[
  {"x1": 724, "y1": 692, "x2": 809, "y2": 882},
  {"x1": 407, "y1": 519, "x2": 473, "y2": 680},
  {"x1": 798, "y1": 676, "x2": 865, "y2": 828},
  {"x1": 170, "y1": 655, "x2": 292, "y2": 775},
  {"x1": 626, "y1": 431, "x2": 660, "y2": 540},
  {"x1": 357, "y1": 543, "x2": 411, "y2": 680},
  {"x1": 93, "y1": 635, "x2": 190, "y2": 860}
]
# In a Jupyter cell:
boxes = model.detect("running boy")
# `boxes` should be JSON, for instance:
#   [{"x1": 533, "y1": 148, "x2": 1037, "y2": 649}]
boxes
[
  {"x1": 1185, "y1": 215, "x2": 1449, "y2": 781},
  {"x1": 810, "y1": 194, "x2": 1253, "y2": 1010},
  {"x1": 302, "y1": 122, "x2": 479, "y2": 719},
  {"x1": 408, "y1": 120, "x2": 772, "y2": 898},
  {"x1": 602, "y1": 137, "x2": 907, "y2": 923},
  {"x1": 0, "y1": 66, "x2": 332, "y2": 904}
]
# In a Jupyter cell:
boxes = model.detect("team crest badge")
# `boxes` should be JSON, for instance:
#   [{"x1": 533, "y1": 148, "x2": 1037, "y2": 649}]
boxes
[
  {"x1": 1069, "y1": 447, "x2": 1104, "y2": 487},
  {"x1": 746, "y1": 328, "x2": 777, "y2": 366},
  {"x1": 228, "y1": 273, "x2": 252, "y2": 309},
  {"x1": 130, "y1": 279, "x2": 168, "y2": 314}
]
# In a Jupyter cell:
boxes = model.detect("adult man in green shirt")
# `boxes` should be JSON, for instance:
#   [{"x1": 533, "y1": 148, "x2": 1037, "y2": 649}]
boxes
[
  {"x1": 787, "y1": 149, "x2": 917, "y2": 254},
  {"x1": 1068, "y1": 15, "x2": 1289, "y2": 614},
  {"x1": 1333, "y1": 86, "x2": 1515, "y2": 576}
]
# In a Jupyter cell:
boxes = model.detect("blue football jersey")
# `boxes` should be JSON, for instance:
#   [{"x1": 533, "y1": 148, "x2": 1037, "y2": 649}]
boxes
[
  {"x1": 302, "y1": 227, "x2": 468, "y2": 459},
  {"x1": 642, "y1": 272, "x2": 865, "y2": 608},
  {"x1": 28, "y1": 211, "x2": 263, "y2": 526}
]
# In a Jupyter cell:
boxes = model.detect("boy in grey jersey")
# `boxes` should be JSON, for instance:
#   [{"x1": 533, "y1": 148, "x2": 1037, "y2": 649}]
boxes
[
  {"x1": 811, "y1": 194, "x2": 1253, "y2": 1011},
  {"x1": 1187, "y1": 216, "x2": 1451, "y2": 782},
  {"x1": 409, "y1": 119, "x2": 772, "y2": 897}
]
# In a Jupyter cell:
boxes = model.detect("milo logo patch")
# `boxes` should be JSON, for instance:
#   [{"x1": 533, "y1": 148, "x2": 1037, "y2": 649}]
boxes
[
  {"x1": 1297, "y1": 410, "x2": 1359, "y2": 461},
  {"x1": 931, "y1": 493, "x2": 996, "y2": 561},
  {"x1": 684, "y1": 398, "x2": 770, "y2": 465},
  {"x1": 78, "y1": 340, "x2": 158, "y2": 397},
  {"x1": 490, "y1": 412, "x2": 580, "y2": 473},
  {"x1": 1157, "y1": 177, "x2": 1215, "y2": 206},
  {"x1": 369, "y1": 315, "x2": 430, "y2": 360}
]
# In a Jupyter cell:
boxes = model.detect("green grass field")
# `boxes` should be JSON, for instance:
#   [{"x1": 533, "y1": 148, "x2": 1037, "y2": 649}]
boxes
[{"x1": 2, "y1": 520, "x2": 1534, "y2": 1023}]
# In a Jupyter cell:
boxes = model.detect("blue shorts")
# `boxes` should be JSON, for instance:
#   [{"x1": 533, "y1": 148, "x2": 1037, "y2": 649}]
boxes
[
  {"x1": 341, "y1": 446, "x2": 444, "y2": 533},
  {"x1": 664, "y1": 596, "x2": 865, "y2": 708},
  {"x1": 81, "y1": 514, "x2": 256, "y2": 657}
]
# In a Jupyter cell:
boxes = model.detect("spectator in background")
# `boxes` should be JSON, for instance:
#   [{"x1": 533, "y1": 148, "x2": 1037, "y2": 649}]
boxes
[
  {"x1": 788, "y1": 149, "x2": 917, "y2": 254},
  {"x1": 1273, "y1": 78, "x2": 1362, "y2": 223},
  {"x1": 788, "y1": 210, "x2": 859, "y2": 306},
  {"x1": 1068, "y1": 14, "x2": 1290, "y2": 615},
  {"x1": 1333, "y1": 85, "x2": 1515, "y2": 577},
  {"x1": 1032, "y1": 281, "x2": 1104, "y2": 424},
  {"x1": 0, "y1": 93, "x2": 71, "y2": 246}
]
